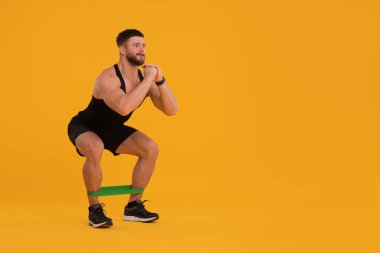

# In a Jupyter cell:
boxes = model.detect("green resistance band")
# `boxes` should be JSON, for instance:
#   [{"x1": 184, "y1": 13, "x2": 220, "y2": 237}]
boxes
[{"x1": 87, "y1": 185, "x2": 144, "y2": 197}]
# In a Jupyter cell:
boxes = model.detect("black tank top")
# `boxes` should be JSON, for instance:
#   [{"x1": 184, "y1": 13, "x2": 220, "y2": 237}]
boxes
[{"x1": 76, "y1": 64, "x2": 147, "y2": 131}]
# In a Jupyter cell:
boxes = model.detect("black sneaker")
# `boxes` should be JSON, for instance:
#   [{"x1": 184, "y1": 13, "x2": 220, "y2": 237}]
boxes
[
  {"x1": 88, "y1": 203, "x2": 113, "y2": 228},
  {"x1": 123, "y1": 200, "x2": 159, "y2": 222}
]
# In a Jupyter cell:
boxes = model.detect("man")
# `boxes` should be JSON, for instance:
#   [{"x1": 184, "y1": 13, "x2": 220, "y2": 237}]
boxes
[{"x1": 67, "y1": 29, "x2": 178, "y2": 228}]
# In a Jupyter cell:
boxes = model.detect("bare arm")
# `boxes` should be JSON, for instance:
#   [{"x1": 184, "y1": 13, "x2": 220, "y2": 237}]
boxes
[
  {"x1": 143, "y1": 64, "x2": 178, "y2": 115},
  {"x1": 95, "y1": 68, "x2": 156, "y2": 116},
  {"x1": 148, "y1": 81, "x2": 178, "y2": 115}
]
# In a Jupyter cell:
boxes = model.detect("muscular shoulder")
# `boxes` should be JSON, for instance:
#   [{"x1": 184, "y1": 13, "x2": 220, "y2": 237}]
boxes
[{"x1": 93, "y1": 66, "x2": 119, "y2": 98}]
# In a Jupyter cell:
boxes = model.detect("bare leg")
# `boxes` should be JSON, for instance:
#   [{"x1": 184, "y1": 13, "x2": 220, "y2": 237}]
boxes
[
  {"x1": 115, "y1": 131, "x2": 159, "y2": 203},
  {"x1": 82, "y1": 158, "x2": 103, "y2": 206},
  {"x1": 75, "y1": 131, "x2": 105, "y2": 207},
  {"x1": 129, "y1": 150, "x2": 158, "y2": 202}
]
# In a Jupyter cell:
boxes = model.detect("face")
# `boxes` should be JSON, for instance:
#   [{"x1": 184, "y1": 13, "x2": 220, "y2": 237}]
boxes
[{"x1": 120, "y1": 36, "x2": 146, "y2": 66}]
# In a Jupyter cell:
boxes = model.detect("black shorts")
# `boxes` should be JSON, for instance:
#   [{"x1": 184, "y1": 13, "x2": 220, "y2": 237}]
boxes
[{"x1": 67, "y1": 115, "x2": 138, "y2": 157}]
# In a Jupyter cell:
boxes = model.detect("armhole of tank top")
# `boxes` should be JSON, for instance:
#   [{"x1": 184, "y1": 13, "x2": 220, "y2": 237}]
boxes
[
  {"x1": 137, "y1": 69, "x2": 148, "y2": 98},
  {"x1": 114, "y1": 64, "x2": 126, "y2": 92},
  {"x1": 138, "y1": 68, "x2": 144, "y2": 81}
]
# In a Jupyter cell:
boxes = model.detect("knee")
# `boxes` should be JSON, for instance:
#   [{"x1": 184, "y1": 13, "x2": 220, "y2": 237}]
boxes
[
  {"x1": 82, "y1": 140, "x2": 104, "y2": 161},
  {"x1": 141, "y1": 140, "x2": 159, "y2": 159}
]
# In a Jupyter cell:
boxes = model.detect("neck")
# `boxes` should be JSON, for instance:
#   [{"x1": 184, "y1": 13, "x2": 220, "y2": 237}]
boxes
[{"x1": 117, "y1": 57, "x2": 139, "y2": 79}]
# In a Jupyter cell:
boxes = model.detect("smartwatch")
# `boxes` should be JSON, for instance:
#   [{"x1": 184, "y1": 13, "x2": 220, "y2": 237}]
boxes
[{"x1": 155, "y1": 76, "x2": 166, "y2": 86}]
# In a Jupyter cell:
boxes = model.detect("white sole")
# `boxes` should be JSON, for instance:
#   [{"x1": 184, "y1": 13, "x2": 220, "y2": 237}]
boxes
[
  {"x1": 88, "y1": 220, "x2": 111, "y2": 228},
  {"x1": 122, "y1": 215, "x2": 158, "y2": 222}
]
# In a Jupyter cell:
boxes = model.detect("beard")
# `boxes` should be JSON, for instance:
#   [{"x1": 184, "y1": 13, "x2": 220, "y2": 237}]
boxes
[{"x1": 126, "y1": 53, "x2": 145, "y2": 66}]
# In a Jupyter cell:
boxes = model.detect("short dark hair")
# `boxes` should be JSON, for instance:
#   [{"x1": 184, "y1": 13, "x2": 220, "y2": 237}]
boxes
[{"x1": 116, "y1": 29, "x2": 144, "y2": 46}]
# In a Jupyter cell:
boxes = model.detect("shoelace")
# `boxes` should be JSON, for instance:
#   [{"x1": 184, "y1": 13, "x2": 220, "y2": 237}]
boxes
[
  {"x1": 93, "y1": 203, "x2": 108, "y2": 218},
  {"x1": 138, "y1": 200, "x2": 149, "y2": 208}
]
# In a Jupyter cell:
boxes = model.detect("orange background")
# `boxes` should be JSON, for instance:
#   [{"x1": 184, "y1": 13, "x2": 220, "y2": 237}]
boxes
[{"x1": 0, "y1": 0, "x2": 379, "y2": 252}]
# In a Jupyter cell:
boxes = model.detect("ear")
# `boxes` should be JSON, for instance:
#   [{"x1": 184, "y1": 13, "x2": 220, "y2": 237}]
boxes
[{"x1": 119, "y1": 45, "x2": 126, "y2": 55}]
